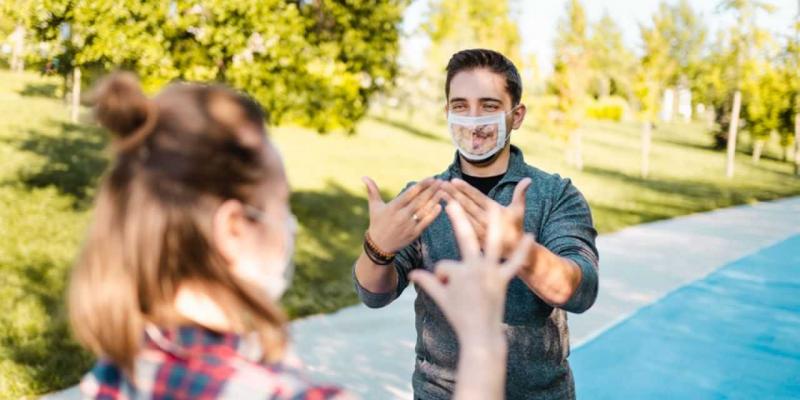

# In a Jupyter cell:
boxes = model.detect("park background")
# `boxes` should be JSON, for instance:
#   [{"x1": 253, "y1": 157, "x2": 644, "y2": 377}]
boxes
[{"x1": 1, "y1": 0, "x2": 800, "y2": 397}]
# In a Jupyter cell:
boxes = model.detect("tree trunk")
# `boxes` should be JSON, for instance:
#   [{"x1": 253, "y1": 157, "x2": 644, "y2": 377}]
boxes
[
  {"x1": 564, "y1": 130, "x2": 583, "y2": 170},
  {"x1": 641, "y1": 121, "x2": 652, "y2": 178},
  {"x1": 795, "y1": 113, "x2": 800, "y2": 175},
  {"x1": 706, "y1": 105, "x2": 716, "y2": 131},
  {"x1": 726, "y1": 90, "x2": 742, "y2": 178},
  {"x1": 752, "y1": 139, "x2": 765, "y2": 164},
  {"x1": 10, "y1": 25, "x2": 25, "y2": 72},
  {"x1": 71, "y1": 67, "x2": 81, "y2": 123},
  {"x1": 599, "y1": 77, "x2": 610, "y2": 98},
  {"x1": 672, "y1": 86, "x2": 680, "y2": 123}
]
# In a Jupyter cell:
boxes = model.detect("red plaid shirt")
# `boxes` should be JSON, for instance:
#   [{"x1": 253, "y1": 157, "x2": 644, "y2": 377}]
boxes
[{"x1": 79, "y1": 325, "x2": 353, "y2": 399}]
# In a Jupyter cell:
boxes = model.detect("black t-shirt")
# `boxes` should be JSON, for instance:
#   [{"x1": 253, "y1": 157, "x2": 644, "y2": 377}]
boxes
[{"x1": 461, "y1": 172, "x2": 506, "y2": 195}]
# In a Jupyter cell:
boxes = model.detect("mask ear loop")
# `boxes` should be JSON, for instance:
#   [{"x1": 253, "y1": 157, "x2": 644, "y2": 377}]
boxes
[
  {"x1": 506, "y1": 104, "x2": 522, "y2": 129},
  {"x1": 144, "y1": 323, "x2": 189, "y2": 359}
]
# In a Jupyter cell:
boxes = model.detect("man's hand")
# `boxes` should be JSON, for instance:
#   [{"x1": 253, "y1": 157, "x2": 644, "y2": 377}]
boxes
[
  {"x1": 410, "y1": 202, "x2": 534, "y2": 345},
  {"x1": 363, "y1": 176, "x2": 444, "y2": 254},
  {"x1": 442, "y1": 177, "x2": 532, "y2": 257}
]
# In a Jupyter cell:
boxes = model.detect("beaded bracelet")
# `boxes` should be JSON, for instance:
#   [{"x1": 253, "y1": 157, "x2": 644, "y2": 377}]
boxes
[
  {"x1": 363, "y1": 232, "x2": 395, "y2": 265},
  {"x1": 363, "y1": 240, "x2": 393, "y2": 265}
]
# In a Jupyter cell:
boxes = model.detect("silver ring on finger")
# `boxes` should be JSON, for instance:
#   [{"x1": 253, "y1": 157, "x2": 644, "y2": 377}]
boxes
[{"x1": 412, "y1": 213, "x2": 420, "y2": 223}]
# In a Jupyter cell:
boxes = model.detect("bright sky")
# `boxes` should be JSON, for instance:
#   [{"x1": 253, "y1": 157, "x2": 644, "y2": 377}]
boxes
[{"x1": 400, "y1": 0, "x2": 800, "y2": 73}]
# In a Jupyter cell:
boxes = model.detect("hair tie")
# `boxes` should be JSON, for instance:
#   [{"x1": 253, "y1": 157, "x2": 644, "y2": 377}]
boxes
[{"x1": 115, "y1": 100, "x2": 159, "y2": 155}]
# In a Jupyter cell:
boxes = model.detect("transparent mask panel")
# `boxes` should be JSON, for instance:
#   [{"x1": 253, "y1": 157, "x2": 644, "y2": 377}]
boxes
[{"x1": 449, "y1": 116, "x2": 503, "y2": 158}]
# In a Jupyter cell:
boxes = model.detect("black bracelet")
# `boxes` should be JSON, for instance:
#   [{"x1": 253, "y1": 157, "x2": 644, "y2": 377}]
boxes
[{"x1": 363, "y1": 239, "x2": 394, "y2": 265}]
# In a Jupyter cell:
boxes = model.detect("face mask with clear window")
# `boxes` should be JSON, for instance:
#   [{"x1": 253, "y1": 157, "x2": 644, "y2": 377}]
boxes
[{"x1": 447, "y1": 111, "x2": 509, "y2": 161}]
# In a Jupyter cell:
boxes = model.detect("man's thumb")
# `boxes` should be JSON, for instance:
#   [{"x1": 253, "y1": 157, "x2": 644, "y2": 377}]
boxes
[
  {"x1": 512, "y1": 177, "x2": 532, "y2": 208},
  {"x1": 362, "y1": 176, "x2": 383, "y2": 207}
]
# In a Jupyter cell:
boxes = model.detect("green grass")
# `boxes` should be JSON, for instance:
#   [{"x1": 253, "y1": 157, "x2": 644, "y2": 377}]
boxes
[{"x1": 1, "y1": 69, "x2": 799, "y2": 397}]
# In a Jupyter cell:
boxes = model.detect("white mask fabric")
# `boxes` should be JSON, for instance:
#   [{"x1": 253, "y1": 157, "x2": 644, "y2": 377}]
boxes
[{"x1": 238, "y1": 209, "x2": 297, "y2": 301}]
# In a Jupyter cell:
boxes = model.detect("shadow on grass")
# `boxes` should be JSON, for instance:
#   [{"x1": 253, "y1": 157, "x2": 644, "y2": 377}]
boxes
[
  {"x1": 583, "y1": 165, "x2": 794, "y2": 215},
  {"x1": 589, "y1": 202, "x2": 672, "y2": 233},
  {"x1": 11, "y1": 119, "x2": 108, "y2": 208},
  {"x1": 652, "y1": 135, "x2": 717, "y2": 153},
  {"x1": 18, "y1": 82, "x2": 60, "y2": 99},
  {"x1": 283, "y1": 181, "x2": 376, "y2": 318},
  {"x1": 1, "y1": 259, "x2": 94, "y2": 395},
  {"x1": 369, "y1": 115, "x2": 449, "y2": 144},
  {"x1": 582, "y1": 165, "x2": 800, "y2": 233}
]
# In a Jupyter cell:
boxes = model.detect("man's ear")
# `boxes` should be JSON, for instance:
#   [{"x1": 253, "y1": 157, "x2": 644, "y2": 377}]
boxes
[{"x1": 511, "y1": 104, "x2": 527, "y2": 130}]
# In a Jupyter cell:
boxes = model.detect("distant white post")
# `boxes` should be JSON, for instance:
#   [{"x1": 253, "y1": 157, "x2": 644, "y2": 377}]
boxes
[
  {"x1": 71, "y1": 67, "x2": 81, "y2": 123},
  {"x1": 794, "y1": 112, "x2": 800, "y2": 175},
  {"x1": 726, "y1": 91, "x2": 742, "y2": 178}
]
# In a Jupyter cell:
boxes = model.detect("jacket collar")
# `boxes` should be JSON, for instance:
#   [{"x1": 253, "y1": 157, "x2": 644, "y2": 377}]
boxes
[{"x1": 444, "y1": 145, "x2": 528, "y2": 187}]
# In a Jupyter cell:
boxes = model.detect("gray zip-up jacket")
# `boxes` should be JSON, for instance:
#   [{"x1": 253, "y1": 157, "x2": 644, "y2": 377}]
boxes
[{"x1": 354, "y1": 146, "x2": 599, "y2": 400}]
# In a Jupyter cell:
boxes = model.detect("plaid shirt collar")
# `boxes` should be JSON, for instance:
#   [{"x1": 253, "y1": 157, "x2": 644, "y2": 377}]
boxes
[
  {"x1": 144, "y1": 324, "x2": 245, "y2": 359},
  {"x1": 82, "y1": 324, "x2": 349, "y2": 399}
]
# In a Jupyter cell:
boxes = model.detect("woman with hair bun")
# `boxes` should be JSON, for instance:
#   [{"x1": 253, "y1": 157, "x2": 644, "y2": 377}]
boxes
[{"x1": 69, "y1": 72, "x2": 534, "y2": 399}]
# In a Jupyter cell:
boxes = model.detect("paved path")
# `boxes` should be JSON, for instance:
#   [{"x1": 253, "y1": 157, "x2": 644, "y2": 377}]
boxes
[
  {"x1": 46, "y1": 197, "x2": 800, "y2": 399},
  {"x1": 290, "y1": 196, "x2": 800, "y2": 399}
]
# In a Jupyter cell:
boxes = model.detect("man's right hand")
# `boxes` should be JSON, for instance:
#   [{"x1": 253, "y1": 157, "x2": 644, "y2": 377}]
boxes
[{"x1": 362, "y1": 176, "x2": 444, "y2": 254}]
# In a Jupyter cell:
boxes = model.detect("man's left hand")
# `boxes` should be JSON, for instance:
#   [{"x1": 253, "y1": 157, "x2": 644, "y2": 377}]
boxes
[{"x1": 442, "y1": 177, "x2": 532, "y2": 257}]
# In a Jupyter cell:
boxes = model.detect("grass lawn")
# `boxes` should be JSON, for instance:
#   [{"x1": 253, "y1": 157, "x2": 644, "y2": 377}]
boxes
[{"x1": 1, "y1": 69, "x2": 799, "y2": 397}]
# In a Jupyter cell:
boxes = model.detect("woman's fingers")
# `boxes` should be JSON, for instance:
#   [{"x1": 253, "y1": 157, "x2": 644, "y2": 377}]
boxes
[
  {"x1": 445, "y1": 202, "x2": 480, "y2": 260},
  {"x1": 483, "y1": 203, "x2": 503, "y2": 263},
  {"x1": 434, "y1": 262, "x2": 459, "y2": 283},
  {"x1": 409, "y1": 270, "x2": 446, "y2": 305}
]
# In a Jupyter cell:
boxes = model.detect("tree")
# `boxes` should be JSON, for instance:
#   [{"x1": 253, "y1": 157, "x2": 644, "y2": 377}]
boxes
[
  {"x1": 416, "y1": 0, "x2": 523, "y2": 114},
  {"x1": 588, "y1": 12, "x2": 636, "y2": 100},
  {"x1": 693, "y1": 31, "x2": 735, "y2": 132},
  {"x1": 1, "y1": 0, "x2": 34, "y2": 71},
  {"x1": 550, "y1": 0, "x2": 591, "y2": 170},
  {"x1": 716, "y1": 0, "x2": 776, "y2": 177},
  {"x1": 632, "y1": 56, "x2": 661, "y2": 179},
  {"x1": 782, "y1": 3, "x2": 800, "y2": 173},
  {"x1": 638, "y1": 1, "x2": 708, "y2": 122},
  {"x1": 425, "y1": 0, "x2": 522, "y2": 66},
  {"x1": 741, "y1": 60, "x2": 787, "y2": 162},
  {"x1": 659, "y1": 1, "x2": 708, "y2": 91},
  {"x1": 25, "y1": 0, "x2": 409, "y2": 132}
]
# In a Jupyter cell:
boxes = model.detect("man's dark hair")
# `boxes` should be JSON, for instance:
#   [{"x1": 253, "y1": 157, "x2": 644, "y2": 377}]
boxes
[{"x1": 445, "y1": 49, "x2": 522, "y2": 106}]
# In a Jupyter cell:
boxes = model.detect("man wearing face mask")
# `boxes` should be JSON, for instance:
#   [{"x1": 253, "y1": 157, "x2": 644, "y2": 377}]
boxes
[{"x1": 353, "y1": 49, "x2": 599, "y2": 400}]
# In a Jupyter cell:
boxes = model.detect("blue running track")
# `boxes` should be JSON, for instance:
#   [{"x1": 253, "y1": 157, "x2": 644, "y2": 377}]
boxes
[{"x1": 572, "y1": 235, "x2": 800, "y2": 399}]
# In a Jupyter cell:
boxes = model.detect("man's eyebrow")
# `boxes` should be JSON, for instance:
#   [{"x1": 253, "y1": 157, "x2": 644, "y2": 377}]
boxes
[{"x1": 448, "y1": 97, "x2": 503, "y2": 103}]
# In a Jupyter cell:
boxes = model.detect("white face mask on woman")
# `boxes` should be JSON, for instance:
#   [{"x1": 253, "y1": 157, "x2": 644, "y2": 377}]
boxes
[
  {"x1": 240, "y1": 205, "x2": 297, "y2": 301},
  {"x1": 448, "y1": 109, "x2": 514, "y2": 162}
]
